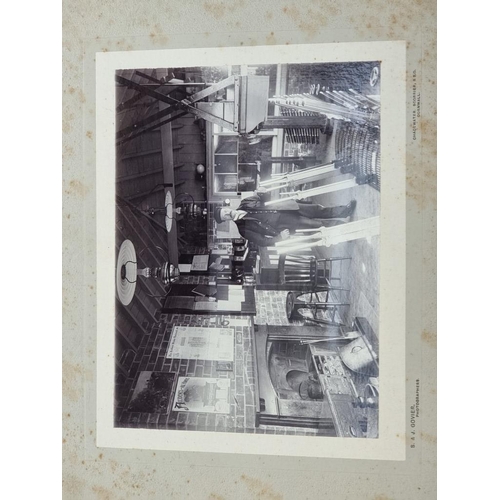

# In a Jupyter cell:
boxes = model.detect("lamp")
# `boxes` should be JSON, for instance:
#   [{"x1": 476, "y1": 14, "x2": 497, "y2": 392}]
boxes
[
  {"x1": 126, "y1": 183, "x2": 175, "y2": 233},
  {"x1": 116, "y1": 239, "x2": 180, "y2": 306},
  {"x1": 195, "y1": 163, "x2": 206, "y2": 182},
  {"x1": 140, "y1": 191, "x2": 207, "y2": 227}
]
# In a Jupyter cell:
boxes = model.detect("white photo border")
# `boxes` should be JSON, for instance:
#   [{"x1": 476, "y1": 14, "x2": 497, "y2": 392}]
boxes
[{"x1": 96, "y1": 41, "x2": 406, "y2": 460}]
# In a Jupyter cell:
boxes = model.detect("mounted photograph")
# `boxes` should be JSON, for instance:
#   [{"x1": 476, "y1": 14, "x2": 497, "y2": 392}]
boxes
[
  {"x1": 114, "y1": 59, "x2": 381, "y2": 438},
  {"x1": 97, "y1": 42, "x2": 406, "y2": 459}
]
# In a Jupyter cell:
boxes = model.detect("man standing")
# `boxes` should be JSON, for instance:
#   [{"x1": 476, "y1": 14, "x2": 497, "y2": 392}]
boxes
[{"x1": 214, "y1": 187, "x2": 356, "y2": 247}]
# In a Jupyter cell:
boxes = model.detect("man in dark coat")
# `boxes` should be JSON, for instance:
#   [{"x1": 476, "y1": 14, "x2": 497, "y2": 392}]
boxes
[{"x1": 214, "y1": 187, "x2": 356, "y2": 247}]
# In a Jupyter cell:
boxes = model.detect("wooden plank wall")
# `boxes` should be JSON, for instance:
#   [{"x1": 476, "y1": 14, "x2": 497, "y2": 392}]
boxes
[
  {"x1": 116, "y1": 130, "x2": 164, "y2": 207},
  {"x1": 114, "y1": 68, "x2": 208, "y2": 374},
  {"x1": 116, "y1": 72, "x2": 207, "y2": 230},
  {"x1": 115, "y1": 203, "x2": 169, "y2": 358},
  {"x1": 116, "y1": 68, "x2": 167, "y2": 217}
]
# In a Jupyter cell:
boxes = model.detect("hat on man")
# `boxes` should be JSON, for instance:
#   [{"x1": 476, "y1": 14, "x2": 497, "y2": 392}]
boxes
[{"x1": 214, "y1": 207, "x2": 225, "y2": 224}]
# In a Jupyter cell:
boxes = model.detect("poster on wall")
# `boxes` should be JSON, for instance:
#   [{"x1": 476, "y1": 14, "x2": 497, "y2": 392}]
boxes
[
  {"x1": 127, "y1": 371, "x2": 177, "y2": 414},
  {"x1": 166, "y1": 326, "x2": 235, "y2": 361},
  {"x1": 173, "y1": 377, "x2": 231, "y2": 414}
]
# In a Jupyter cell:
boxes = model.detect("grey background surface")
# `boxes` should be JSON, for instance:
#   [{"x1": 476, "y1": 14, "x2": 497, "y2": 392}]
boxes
[{"x1": 62, "y1": 1, "x2": 436, "y2": 498}]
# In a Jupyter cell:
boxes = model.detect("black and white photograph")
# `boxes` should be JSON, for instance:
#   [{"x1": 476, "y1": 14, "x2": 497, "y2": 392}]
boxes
[
  {"x1": 59, "y1": 1, "x2": 436, "y2": 495},
  {"x1": 113, "y1": 59, "x2": 382, "y2": 439}
]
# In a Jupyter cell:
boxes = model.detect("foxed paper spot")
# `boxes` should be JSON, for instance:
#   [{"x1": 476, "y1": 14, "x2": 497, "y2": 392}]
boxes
[
  {"x1": 65, "y1": 179, "x2": 89, "y2": 199},
  {"x1": 281, "y1": 4, "x2": 338, "y2": 39},
  {"x1": 204, "y1": 1, "x2": 227, "y2": 18},
  {"x1": 406, "y1": 164, "x2": 437, "y2": 211},
  {"x1": 421, "y1": 330, "x2": 437, "y2": 349},
  {"x1": 62, "y1": 362, "x2": 83, "y2": 402},
  {"x1": 421, "y1": 432, "x2": 437, "y2": 444},
  {"x1": 63, "y1": 145, "x2": 74, "y2": 158},
  {"x1": 240, "y1": 474, "x2": 283, "y2": 500},
  {"x1": 266, "y1": 32, "x2": 277, "y2": 45},
  {"x1": 92, "y1": 485, "x2": 115, "y2": 500},
  {"x1": 203, "y1": 0, "x2": 247, "y2": 19},
  {"x1": 149, "y1": 23, "x2": 169, "y2": 46},
  {"x1": 62, "y1": 476, "x2": 85, "y2": 498}
]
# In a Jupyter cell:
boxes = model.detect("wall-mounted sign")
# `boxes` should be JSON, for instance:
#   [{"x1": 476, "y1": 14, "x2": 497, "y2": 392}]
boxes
[
  {"x1": 166, "y1": 326, "x2": 234, "y2": 361},
  {"x1": 173, "y1": 377, "x2": 231, "y2": 414}
]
